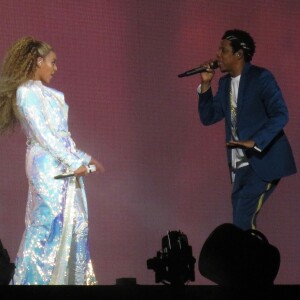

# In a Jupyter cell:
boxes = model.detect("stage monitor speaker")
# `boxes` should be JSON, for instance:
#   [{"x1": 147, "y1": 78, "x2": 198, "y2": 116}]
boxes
[
  {"x1": 198, "y1": 223, "x2": 280, "y2": 287},
  {"x1": 0, "y1": 239, "x2": 15, "y2": 285}
]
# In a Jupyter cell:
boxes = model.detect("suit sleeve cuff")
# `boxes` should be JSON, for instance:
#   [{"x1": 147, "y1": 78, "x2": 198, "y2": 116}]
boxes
[
  {"x1": 253, "y1": 144, "x2": 262, "y2": 152},
  {"x1": 197, "y1": 84, "x2": 202, "y2": 94}
]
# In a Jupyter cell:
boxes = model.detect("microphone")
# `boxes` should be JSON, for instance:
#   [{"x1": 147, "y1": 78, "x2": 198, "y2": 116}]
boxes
[
  {"x1": 54, "y1": 165, "x2": 96, "y2": 179},
  {"x1": 178, "y1": 60, "x2": 219, "y2": 78}
]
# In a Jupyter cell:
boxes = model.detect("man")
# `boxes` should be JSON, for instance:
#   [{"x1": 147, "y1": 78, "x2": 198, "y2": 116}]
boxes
[{"x1": 198, "y1": 29, "x2": 296, "y2": 230}]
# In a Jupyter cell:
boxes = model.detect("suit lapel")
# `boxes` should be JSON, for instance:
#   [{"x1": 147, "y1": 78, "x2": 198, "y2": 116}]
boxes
[
  {"x1": 236, "y1": 63, "x2": 251, "y2": 126},
  {"x1": 224, "y1": 76, "x2": 232, "y2": 124}
]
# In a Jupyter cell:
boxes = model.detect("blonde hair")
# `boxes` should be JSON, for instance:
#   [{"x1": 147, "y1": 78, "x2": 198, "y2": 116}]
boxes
[{"x1": 0, "y1": 36, "x2": 53, "y2": 134}]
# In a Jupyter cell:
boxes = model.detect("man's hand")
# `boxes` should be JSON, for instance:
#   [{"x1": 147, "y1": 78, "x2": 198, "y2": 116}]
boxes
[
  {"x1": 226, "y1": 140, "x2": 255, "y2": 149},
  {"x1": 199, "y1": 60, "x2": 217, "y2": 93}
]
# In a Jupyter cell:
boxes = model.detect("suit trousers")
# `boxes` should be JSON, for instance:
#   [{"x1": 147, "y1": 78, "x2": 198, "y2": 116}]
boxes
[{"x1": 231, "y1": 165, "x2": 279, "y2": 230}]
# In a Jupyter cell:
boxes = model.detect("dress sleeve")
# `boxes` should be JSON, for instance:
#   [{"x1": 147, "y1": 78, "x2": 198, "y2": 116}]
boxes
[
  {"x1": 17, "y1": 86, "x2": 85, "y2": 171},
  {"x1": 75, "y1": 148, "x2": 92, "y2": 165}
]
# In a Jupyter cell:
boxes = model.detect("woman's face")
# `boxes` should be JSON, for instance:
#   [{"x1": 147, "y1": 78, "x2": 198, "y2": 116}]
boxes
[{"x1": 34, "y1": 51, "x2": 57, "y2": 84}]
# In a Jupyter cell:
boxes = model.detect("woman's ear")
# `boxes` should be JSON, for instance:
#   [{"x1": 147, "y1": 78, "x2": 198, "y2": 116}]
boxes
[{"x1": 37, "y1": 57, "x2": 43, "y2": 67}]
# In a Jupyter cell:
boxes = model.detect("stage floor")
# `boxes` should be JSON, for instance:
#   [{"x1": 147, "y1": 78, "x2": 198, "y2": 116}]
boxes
[{"x1": 1, "y1": 284, "x2": 300, "y2": 300}]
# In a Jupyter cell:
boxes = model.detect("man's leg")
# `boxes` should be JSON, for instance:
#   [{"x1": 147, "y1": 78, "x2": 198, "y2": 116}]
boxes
[{"x1": 231, "y1": 166, "x2": 279, "y2": 230}]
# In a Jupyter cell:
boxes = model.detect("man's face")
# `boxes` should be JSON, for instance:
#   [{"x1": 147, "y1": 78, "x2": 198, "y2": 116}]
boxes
[{"x1": 216, "y1": 39, "x2": 238, "y2": 73}]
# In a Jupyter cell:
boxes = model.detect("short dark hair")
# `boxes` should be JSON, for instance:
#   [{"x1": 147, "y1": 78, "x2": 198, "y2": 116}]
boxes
[{"x1": 222, "y1": 29, "x2": 256, "y2": 62}]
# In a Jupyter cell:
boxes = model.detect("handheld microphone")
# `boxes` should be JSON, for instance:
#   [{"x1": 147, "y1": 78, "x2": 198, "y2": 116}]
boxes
[
  {"x1": 54, "y1": 165, "x2": 96, "y2": 179},
  {"x1": 178, "y1": 60, "x2": 219, "y2": 78}
]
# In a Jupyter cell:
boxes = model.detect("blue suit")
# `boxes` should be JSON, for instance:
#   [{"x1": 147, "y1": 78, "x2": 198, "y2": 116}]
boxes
[{"x1": 198, "y1": 63, "x2": 296, "y2": 229}]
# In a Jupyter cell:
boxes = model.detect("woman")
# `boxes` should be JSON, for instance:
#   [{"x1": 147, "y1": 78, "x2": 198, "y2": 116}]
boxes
[{"x1": 0, "y1": 36, "x2": 104, "y2": 285}]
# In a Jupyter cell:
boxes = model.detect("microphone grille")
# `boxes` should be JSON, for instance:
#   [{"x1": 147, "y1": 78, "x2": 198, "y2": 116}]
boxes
[{"x1": 210, "y1": 60, "x2": 219, "y2": 69}]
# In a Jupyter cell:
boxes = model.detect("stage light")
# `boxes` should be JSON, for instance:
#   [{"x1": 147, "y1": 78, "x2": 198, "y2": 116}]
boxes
[
  {"x1": 198, "y1": 223, "x2": 280, "y2": 287},
  {"x1": 147, "y1": 230, "x2": 196, "y2": 286},
  {"x1": 0, "y1": 240, "x2": 15, "y2": 285}
]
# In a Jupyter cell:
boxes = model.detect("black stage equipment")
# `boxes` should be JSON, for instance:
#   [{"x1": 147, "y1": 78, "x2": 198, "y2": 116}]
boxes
[
  {"x1": 198, "y1": 223, "x2": 280, "y2": 287},
  {"x1": 147, "y1": 230, "x2": 196, "y2": 286},
  {"x1": 177, "y1": 60, "x2": 219, "y2": 77},
  {"x1": 0, "y1": 240, "x2": 15, "y2": 285}
]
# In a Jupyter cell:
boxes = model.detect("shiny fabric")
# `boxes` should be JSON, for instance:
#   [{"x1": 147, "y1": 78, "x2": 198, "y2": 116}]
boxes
[{"x1": 12, "y1": 80, "x2": 97, "y2": 285}]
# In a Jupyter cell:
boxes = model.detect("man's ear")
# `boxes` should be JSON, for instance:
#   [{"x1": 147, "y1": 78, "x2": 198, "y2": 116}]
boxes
[{"x1": 235, "y1": 51, "x2": 243, "y2": 58}]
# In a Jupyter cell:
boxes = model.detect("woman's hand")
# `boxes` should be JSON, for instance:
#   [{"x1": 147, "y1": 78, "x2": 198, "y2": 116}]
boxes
[
  {"x1": 74, "y1": 165, "x2": 90, "y2": 177},
  {"x1": 89, "y1": 157, "x2": 105, "y2": 174},
  {"x1": 73, "y1": 158, "x2": 105, "y2": 178}
]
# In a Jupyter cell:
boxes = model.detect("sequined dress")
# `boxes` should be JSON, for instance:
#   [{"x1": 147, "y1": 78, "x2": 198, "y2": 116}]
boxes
[{"x1": 12, "y1": 80, "x2": 97, "y2": 285}]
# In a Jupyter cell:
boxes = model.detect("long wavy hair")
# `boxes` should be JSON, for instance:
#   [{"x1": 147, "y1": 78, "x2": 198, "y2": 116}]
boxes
[{"x1": 0, "y1": 36, "x2": 53, "y2": 134}]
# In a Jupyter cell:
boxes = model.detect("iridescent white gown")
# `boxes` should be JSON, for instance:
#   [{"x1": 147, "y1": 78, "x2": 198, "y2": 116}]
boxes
[{"x1": 12, "y1": 80, "x2": 97, "y2": 285}]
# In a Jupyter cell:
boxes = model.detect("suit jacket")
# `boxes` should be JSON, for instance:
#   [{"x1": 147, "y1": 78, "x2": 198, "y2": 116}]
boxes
[{"x1": 198, "y1": 63, "x2": 297, "y2": 182}]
